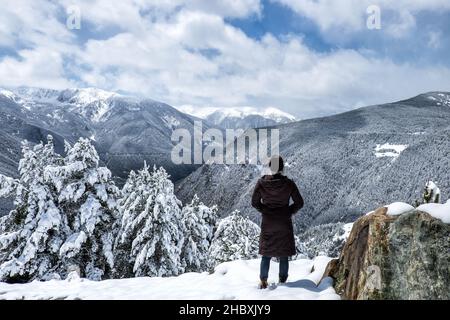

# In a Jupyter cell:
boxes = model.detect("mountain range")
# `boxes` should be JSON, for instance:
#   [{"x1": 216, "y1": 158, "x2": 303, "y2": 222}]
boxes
[
  {"x1": 175, "y1": 92, "x2": 450, "y2": 232},
  {"x1": 0, "y1": 87, "x2": 206, "y2": 181},
  {"x1": 2, "y1": 88, "x2": 450, "y2": 229},
  {"x1": 176, "y1": 106, "x2": 297, "y2": 129},
  {"x1": 0, "y1": 87, "x2": 297, "y2": 215}
]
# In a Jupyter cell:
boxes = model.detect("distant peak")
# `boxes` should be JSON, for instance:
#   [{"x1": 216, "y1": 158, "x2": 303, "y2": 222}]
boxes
[
  {"x1": 177, "y1": 105, "x2": 297, "y2": 122},
  {"x1": 57, "y1": 88, "x2": 119, "y2": 105},
  {"x1": 260, "y1": 107, "x2": 297, "y2": 121}
]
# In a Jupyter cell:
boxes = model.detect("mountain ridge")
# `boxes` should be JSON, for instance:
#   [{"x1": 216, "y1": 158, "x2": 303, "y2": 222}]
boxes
[
  {"x1": 175, "y1": 91, "x2": 450, "y2": 232},
  {"x1": 0, "y1": 87, "x2": 207, "y2": 184}
]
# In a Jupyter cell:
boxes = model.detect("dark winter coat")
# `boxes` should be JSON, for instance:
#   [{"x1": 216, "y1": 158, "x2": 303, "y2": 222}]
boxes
[{"x1": 251, "y1": 173, "x2": 304, "y2": 257}]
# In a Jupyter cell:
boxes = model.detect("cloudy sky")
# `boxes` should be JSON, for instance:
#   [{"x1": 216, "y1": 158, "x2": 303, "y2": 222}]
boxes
[{"x1": 1, "y1": 0, "x2": 450, "y2": 118}]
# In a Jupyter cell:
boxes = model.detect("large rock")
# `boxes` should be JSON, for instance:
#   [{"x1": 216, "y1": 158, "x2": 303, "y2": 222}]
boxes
[{"x1": 323, "y1": 207, "x2": 450, "y2": 299}]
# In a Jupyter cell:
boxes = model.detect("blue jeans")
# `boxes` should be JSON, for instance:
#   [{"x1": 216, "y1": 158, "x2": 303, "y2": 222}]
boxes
[{"x1": 260, "y1": 256, "x2": 289, "y2": 281}]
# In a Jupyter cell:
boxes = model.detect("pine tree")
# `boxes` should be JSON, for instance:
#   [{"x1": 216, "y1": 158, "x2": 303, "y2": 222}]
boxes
[
  {"x1": 45, "y1": 137, "x2": 120, "y2": 280},
  {"x1": 113, "y1": 164, "x2": 152, "y2": 277},
  {"x1": 0, "y1": 136, "x2": 66, "y2": 282},
  {"x1": 180, "y1": 194, "x2": 218, "y2": 272},
  {"x1": 208, "y1": 210, "x2": 260, "y2": 268},
  {"x1": 115, "y1": 165, "x2": 184, "y2": 277}
]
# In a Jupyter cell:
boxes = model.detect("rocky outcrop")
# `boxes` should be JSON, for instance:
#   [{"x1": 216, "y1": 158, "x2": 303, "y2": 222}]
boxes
[{"x1": 322, "y1": 207, "x2": 450, "y2": 300}]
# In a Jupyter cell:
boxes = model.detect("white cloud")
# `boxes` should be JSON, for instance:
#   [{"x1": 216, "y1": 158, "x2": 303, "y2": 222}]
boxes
[
  {"x1": 274, "y1": 0, "x2": 367, "y2": 32},
  {"x1": 0, "y1": 47, "x2": 75, "y2": 89},
  {"x1": 273, "y1": 0, "x2": 450, "y2": 36},
  {"x1": 57, "y1": 0, "x2": 261, "y2": 29},
  {"x1": 0, "y1": 0, "x2": 449, "y2": 119},
  {"x1": 0, "y1": 0, "x2": 74, "y2": 47}
]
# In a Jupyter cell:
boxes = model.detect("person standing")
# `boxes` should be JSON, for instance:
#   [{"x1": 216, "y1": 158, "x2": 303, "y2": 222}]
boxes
[{"x1": 251, "y1": 155, "x2": 304, "y2": 289}]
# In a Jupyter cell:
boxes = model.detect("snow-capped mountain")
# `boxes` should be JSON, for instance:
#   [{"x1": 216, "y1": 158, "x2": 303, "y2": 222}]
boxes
[
  {"x1": 0, "y1": 87, "x2": 206, "y2": 187},
  {"x1": 56, "y1": 88, "x2": 118, "y2": 123},
  {"x1": 175, "y1": 92, "x2": 450, "y2": 232},
  {"x1": 6, "y1": 87, "x2": 118, "y2": 122},
  {"x1": 177, "y1": 106, "x2": 297, "y2": 129}
]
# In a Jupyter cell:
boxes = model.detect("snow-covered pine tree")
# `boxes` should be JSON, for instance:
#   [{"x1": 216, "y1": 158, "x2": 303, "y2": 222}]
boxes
[
  {"x1": 180, "y1": 194, "x2": 218, "y2": 272},
  {"x1": 0, "y1": 175, "x2": 17, "y2": 233},
  {"x1": 115, "y1": 165, "x2": 184, "y2": 277},
  {"x1": 423, "y1": 181, "x2": 441, "y2": 204},
  {"x1": 113, "y1": 164, "x2": 152, "y2": 278},
  {"x1": 208, "y1": 210, "x2": 260, "y2": 268},
  {"x1": 44, "y1": 137, "x2": 120, "y2": 280},
  {"x1": 0, "y1": 136, "x2": 66, "y2": 282}
]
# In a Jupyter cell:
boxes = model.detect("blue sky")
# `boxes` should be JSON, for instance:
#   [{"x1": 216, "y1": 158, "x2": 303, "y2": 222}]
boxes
[
  {"x1": 1, "y1": 0, "x2": 450, "y2": 119},
  {"x1": 229, "y1": 1, "x2": 450, "y2": 66},
  {"x1": 228, "y1": 1, "x2": 334, "y2": 52}
]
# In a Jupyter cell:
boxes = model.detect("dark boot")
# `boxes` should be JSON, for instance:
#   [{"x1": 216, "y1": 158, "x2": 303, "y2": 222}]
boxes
[
  {"x1": 279, "y1": 276, "x2": 288, "y2": 284},
  {"x1": 259, "y1": 279, "x2": 268, "y2": 289}
]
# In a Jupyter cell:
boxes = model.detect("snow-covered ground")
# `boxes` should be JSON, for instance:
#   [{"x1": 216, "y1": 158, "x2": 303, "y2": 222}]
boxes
[
  {"x1": 374, "y1": 143, "x2": 408, "y2": 160},
  {"x1": 0, "y1": 257, "x2": 339, "y2": 300}
]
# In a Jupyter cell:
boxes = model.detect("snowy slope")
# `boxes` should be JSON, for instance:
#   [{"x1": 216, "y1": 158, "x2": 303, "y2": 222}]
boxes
[
  {"x1": 0, "y1": 257, "x2": 338, "y2": 300},
  {"x1": 176, "y1": 92, "x2": 450, "y2": 232}
]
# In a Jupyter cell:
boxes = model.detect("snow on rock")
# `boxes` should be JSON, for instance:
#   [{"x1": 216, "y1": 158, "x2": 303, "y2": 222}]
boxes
[
  {"x1": 385, "y1": 202, "x2": 415, "y2": 216},
  {"x1": 0, "y1": 257, "x2": 340, "y2": 300},
  {"x1": 384, "y1": 200, "x2": 449, "y2": 223},
  {"x1": 417, "y1": 201, "x2": 450, "y2": 224},
  {"x1": 374, "y1": 143, "x2": 408, "y2": 160}
]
